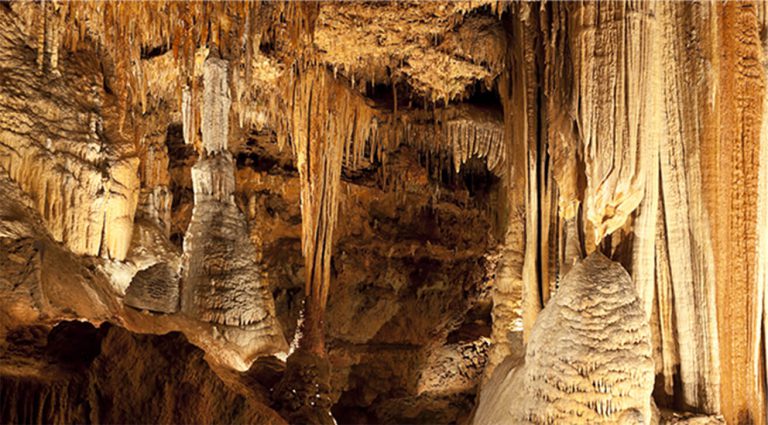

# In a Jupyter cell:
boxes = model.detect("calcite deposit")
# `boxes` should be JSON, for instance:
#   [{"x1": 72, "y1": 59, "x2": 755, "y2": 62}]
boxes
[
  {"x1": 0, "y1": 1, "x2": 767, "y2": 425},
  {"x1": 473, "y1": 253, "x2": 655, "y2": 424}
]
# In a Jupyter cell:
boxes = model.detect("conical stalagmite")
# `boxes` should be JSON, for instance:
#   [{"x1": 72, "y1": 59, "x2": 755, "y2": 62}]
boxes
[
  {"x1": 182, "y1": 56, "x2": 286, "y2": 361},
  {"x1": 474, "y1": 253, "x2": 654, "y2": 425}
]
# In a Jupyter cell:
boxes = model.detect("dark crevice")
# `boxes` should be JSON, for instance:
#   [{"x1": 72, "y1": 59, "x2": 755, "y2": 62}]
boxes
[{"x1": 140, "y1": 44, "x2": 170, "y2": 60}]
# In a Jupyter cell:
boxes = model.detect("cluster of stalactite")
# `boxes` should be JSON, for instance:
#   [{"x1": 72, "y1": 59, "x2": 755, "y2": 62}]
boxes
[
  {"x1": 485, "y1": 2, "x2": 768, "y2": 424},
  {"x1": 15, "y1": 0, "x2": 325, "y2": 145},
  {"x1": 279, "y1": 65, "x2": 386, "y2": 356}
]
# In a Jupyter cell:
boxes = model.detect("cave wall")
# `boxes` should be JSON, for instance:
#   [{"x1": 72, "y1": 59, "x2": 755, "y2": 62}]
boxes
[{"x1": 479, "y1": 3, "x2": 767, "y2": 424}]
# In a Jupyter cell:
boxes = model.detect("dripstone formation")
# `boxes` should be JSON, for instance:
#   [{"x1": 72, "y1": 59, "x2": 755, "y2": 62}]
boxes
[
  {"x1": 473, "y1": 253, "x2": 654, "y2": 424},
  {"x1": 0, "y1": 1, "x2": 763, "y2": 424},
  {"x1": 182, "y1": 56, "x2": 285, "y2": 353}
]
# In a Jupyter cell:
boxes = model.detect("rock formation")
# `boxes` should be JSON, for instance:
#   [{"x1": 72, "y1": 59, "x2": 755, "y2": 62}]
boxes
[
  {"x1": 473, "y1": 253, "x2": 654, "y2": 424},
  {"x1": 181, "y1": 56, "x2": 285, "y2": 355},
  {"x1": 0, "y1": 1, "x2": 767, "y2": 424}
]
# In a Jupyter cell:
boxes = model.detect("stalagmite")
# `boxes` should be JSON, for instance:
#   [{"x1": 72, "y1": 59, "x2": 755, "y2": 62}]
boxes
[
  {"x1": 182, "y1": 56, "x2": 285, "y2": 356},
  {"x1": 473, "y1": 253, "x2": 654, "y2": 425}
]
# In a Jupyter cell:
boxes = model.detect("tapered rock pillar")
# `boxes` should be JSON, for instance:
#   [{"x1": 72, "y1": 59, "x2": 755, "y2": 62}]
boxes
[
  {"x1": 182, "y1": 56, "x2": 285, "y2": 364},
  {"x1": 473, "y1": 253, "x2": 654, "y2": 425}
]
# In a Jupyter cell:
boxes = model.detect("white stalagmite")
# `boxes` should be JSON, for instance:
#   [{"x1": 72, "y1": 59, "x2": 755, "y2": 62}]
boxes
[
  {"x1": 182, "y1": 56, "x2": 286, "y2": 358},
  {"x1": 473, "y1": 253, "x2": 654, "y2": 425}
]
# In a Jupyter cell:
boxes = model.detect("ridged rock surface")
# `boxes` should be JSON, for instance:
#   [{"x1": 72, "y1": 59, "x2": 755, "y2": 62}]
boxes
[
  {"x1": 0, "y1": 8, "x2": 139, "y2": 261},
  {"x1": 474, "y1": 253, "x2": 654, "y2": 424},
  {"x1": 182, "y1": 56, "x2": 286, "y2": 357}
]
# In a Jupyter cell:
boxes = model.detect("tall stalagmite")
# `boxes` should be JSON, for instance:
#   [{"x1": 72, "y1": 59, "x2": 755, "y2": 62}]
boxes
[{"x1": 182, "y1": 56, "x2": 286, "y2": 365}]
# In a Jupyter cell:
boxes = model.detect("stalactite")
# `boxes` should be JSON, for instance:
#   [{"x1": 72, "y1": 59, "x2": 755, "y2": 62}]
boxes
[
  {"x1": 707, "y1": 2, "x2": 766, "y2": 422},
  {"x1": 628, "y1": 2, "x2": 664, "y2": 320},
  {"x1": 512, "y1": 3, "x2": 542, "y2": 343},
  {"x1": 446, "y1": 118, "x2": 505, "y2": 175},
  {"x1": 399, "y1": 108, "x2": 506, "y2": 179},
  {"x1": 182, "y1": 86, "x2": 193, "y2": 146},
  {"x1": 201, "y1": 58, "x2": 230, "y2": 155},
  {"x1": 543, "y1": 4, "x2": 580, "y2": 226},
  {"x1": 35, "y1": 1, "x2": 60, "y2": 74},
  {"x1": 57, "y1": 1, "x2": 274, "y2": 139},
  {"x1": 4, "y1": 2, "x2": 768, "y2": 422},
  {"x1": 657, "y1": 3, "x2": 721, "y2": 413},
  {"x1": 565, "y1": 2, "x2": 657, "y2": 247},
  {"x1": 289, "y1": 66, "x2": 353, "y2": 354},
  {"x1": 0, "y1": 376, "x2": 83, "y2": 425}
]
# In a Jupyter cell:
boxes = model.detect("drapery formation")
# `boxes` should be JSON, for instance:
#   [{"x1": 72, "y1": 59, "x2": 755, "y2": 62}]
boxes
[{"x1": 487, "y1": 3, "x2": 767, "y2": 423}]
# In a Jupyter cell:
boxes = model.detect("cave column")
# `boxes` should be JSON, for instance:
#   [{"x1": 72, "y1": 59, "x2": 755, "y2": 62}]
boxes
[
  {"x1": 486, "y1": 3, "x2": 541, "y2": 377},
  {"x1": 181, "y1": 55, "x2": 286, "y2": 368}
]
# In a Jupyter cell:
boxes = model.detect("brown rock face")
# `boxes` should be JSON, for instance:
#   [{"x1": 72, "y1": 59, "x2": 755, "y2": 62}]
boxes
[
  {"x1": 1, "y1": 1, "x2": 767, "y2": 424},
  {"x1": 0, "y1": 323, "x2": 286, "y2": 425}
]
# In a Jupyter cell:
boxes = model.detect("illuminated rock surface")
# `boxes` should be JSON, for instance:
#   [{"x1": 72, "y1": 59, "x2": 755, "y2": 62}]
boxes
[{"x1": 0, "y1": 2, "x2": 766, "y2": 424}]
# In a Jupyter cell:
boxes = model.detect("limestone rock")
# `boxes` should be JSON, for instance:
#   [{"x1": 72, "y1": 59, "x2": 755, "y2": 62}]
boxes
[
  {"x1": 182, "y1": 55, "x2": 286, "y2": 356},
  {"x1": 0, "y1": 7, "x2": 139, "y2": 261},
  {"x1": 474, "y1": 253, "x2": 654, "y2": 425}
]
